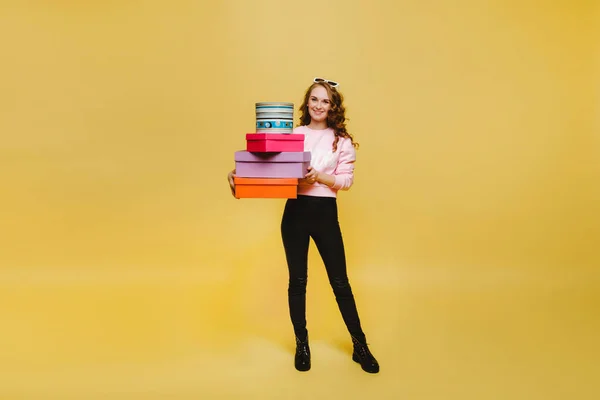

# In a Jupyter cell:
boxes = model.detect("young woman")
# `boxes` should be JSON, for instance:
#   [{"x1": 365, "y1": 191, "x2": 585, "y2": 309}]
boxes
[{"x1": 227, "y1": 78, "x2": 379, "y2": 374}]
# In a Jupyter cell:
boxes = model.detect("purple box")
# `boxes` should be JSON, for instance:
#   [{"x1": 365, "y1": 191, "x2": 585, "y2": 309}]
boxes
[{"x1": 235, "y1": 151, "x2": 311, "y2": 178}]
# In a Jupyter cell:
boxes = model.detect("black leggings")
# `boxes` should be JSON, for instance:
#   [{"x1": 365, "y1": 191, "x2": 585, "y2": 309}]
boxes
[{"x1": 280, "y1": 195, "x2": 366, "y2": 343}]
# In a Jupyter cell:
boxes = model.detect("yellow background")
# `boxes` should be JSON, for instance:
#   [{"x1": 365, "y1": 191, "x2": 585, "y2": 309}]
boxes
[{"x1": 1, "y1": 0, "x2": 598, "y2": 398}]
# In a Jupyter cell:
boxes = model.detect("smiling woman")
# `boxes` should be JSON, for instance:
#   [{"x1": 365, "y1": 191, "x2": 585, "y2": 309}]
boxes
[{"x1": 228, "y1": 78, "x2": 378, "y2": 373}]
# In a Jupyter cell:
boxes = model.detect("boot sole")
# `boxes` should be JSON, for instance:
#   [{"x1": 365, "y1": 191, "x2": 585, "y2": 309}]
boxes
[{"x1": 352, "y1": 353, "x2": 380, "y2": 374}]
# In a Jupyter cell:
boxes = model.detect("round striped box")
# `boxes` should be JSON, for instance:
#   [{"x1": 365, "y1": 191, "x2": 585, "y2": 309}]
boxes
[{"x1": 256, "y1": 102, "x2": 294, "y2": 133}]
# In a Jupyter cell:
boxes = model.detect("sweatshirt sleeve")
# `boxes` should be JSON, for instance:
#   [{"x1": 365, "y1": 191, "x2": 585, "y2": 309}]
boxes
[{"x1": 331, "y1": 138, "x2": 356, "y2": 191}]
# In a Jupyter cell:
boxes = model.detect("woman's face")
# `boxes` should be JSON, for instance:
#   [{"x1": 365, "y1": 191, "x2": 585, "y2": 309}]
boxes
[{"x1": 307, "y1": 85, "x2": 331, "y2": 123}]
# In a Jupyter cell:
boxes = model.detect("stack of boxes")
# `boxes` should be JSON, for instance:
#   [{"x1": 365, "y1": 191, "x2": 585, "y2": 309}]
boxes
[{"x1": 233, "y1": 102, "x2": 311, "y2": 199}]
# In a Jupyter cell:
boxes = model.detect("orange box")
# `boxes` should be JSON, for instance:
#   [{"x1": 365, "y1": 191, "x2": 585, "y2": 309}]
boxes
[{"x1": 234, "y1": 177, "x2": 298, "y2": 199}]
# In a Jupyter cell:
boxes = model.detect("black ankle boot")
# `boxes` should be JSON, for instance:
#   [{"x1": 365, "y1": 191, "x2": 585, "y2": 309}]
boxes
[
  {"x1": 295, "y1": 334, "x2": 311, "y2": 371},
  {"x1": 351, "y1": 335, "x2": 379, "y2": 373}
]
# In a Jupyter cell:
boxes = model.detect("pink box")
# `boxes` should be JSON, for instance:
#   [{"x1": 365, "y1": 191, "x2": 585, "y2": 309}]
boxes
[
  {"x1": 235, "y1": 151, "x2": 311, "y2": 178},
  {"x1": 246, "y1": 133, "x2": 304, "y2": 152}
]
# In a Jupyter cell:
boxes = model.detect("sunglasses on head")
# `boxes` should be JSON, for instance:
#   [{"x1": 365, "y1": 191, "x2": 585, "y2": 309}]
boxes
[{"x1": 313, "y1": 77, "x2": 339, "y2": 88}]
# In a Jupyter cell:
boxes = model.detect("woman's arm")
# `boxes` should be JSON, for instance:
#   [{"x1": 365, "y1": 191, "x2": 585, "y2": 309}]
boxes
[
  {"x1": 305, "y1": 139, "x2": 357, "y2": 190},
  {"x1": 315, "y1": 170, "x2": 336, "y2": 187},
  {"x1": 327, "y1": 139, "x2": 357, "y2": 190}
]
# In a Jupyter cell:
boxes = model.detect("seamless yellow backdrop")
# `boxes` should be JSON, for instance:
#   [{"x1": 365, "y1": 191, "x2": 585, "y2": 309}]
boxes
[{"x1": 1, "y1": 1, "x2": 598, "y2": 399}]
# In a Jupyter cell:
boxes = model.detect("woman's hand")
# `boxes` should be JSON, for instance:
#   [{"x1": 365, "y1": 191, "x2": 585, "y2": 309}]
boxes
[
  {"x1": 303, "y1": 166, "x2": 336, "y2": 187},
  {"x1": 303, "y1": 166, "x2": 319, "y2": 184},
  {"x1": 227, "y1": 169, "x2": 237, "y2": 198}
]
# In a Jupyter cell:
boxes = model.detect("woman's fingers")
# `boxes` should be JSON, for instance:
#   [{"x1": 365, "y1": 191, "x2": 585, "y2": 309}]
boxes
[{"x1": 227, "y1": 169, "x2": 237, "y2": 197}]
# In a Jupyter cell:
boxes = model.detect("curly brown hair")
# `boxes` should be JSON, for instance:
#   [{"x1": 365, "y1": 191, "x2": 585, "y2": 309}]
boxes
[{"x1": 297, "y1": 82, "x2": 359, "y2": 152}]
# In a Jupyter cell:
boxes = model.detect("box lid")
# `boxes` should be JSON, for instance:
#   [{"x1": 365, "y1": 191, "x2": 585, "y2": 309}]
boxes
[
  {"x1": 255, "y1": 102, "x2": 294, "y2": 107},
  {"x1": 246, "y1": 133, "x2": 304, "y2": 141},
  {"x1": 235, "y1": 151, "x2": 311, "y2": 163},
  {"x1": 234, "y1": 177, "x2": 298, "y2": 185}
]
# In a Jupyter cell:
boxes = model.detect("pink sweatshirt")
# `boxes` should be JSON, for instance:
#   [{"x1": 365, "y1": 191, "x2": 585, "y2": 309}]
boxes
[{"x1": 293, "y1": 125, "x2": 357, "y2": 198}]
